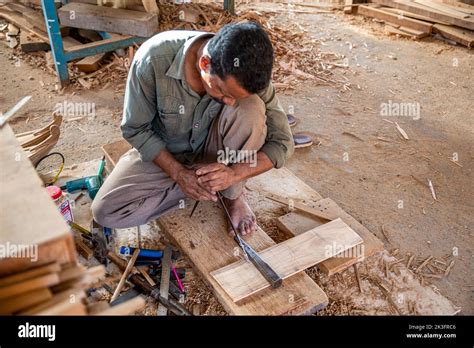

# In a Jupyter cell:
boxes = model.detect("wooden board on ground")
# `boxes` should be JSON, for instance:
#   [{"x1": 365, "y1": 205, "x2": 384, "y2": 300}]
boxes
[
  {"x1": 58, "y1": 3, "x2": 158, "y2": 37},
  {"x1": 276, "y1": 198, "x2": 384, "y2": 276},
  {"x1": 157, "y1": 197, "x2": 328, "y2": 315},
  {"x1": 211, "y1": 218, "x2": 363, "y2": 302},
  {"x1": 358, "y1": 5, "x2": 433, "y2": 32},
  {"x1": 373, "y1": 0, "x2": 474, "y2": 29},
  {"x1": 0, "y1": 124, "x2": 76, "y2": 277},
  {"x1": 433, "y1": 23, "x2": 474, "y2": 46}
]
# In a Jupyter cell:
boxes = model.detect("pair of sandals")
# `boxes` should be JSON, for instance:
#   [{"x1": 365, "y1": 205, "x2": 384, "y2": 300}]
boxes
[{"x1": 287, "y1": 114, "x2": 313, "y2": 148}]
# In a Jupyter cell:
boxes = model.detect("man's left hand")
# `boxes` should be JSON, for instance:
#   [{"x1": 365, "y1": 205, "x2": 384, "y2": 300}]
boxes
[{"x1": 196, "y1": 163, "x2": 239, "y2": 192}]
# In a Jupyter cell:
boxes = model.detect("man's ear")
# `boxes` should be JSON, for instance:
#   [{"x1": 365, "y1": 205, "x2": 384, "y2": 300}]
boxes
[{"x1": 199, "y1": 55, "x2": 211, "y2": 73}]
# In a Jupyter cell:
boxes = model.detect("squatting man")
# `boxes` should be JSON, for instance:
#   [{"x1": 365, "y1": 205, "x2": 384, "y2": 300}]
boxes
[{"x1": 92, "y1": 22, "x2": 294, "y2": 237}]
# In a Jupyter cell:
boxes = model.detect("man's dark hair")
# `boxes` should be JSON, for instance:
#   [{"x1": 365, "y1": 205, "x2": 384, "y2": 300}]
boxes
[{"x1": 207, "y1": 21, "x2": 274, "y2": 94}]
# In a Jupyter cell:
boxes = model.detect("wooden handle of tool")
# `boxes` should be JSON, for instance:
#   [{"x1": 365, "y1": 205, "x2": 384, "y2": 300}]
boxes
[{"x1": 110, "y1": 248, "x2": 140, "y2": 303}]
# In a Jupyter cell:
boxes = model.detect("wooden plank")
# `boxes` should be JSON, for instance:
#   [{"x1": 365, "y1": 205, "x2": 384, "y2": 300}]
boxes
[
  {"x1": 0, "y1": 262, "x2": 60, "y2": 288},
  {"x1": 382, "y1": 7, "x2": 450, "y2": 23},
  {"x1": 373, "y1": 0, "x2": 474, "y2": 29},
  {"x1": 414, "y1": 0, "x2": 470, "y2": 17},
  {"x1": 0, "y1": 288, "x2": 52, "y2": 314},
  {"x1": 276, "y1": 211, "x2": 324, "y2": 236},
  {"x1": 247, "y1": 168, "x2": 323, "y2": 202},
  {"x1": 276, "y1": 198, "x2": 384, "y2": 276},
  {"x1": 344, "y1": 0, "x2": 354, "y2": 14},
  {"x1": 358, "y1": 5, "x2": 433, "y2": 33},
  {"x1": 19, "y1": 288, "x2": 86, "y2": 314},
  {"x1": 433, "y1": 23, "x2": 474, "y2": 46},
  {"x1": 157, "y1": 198, "x2": 328, "y2": 315},
  {"x1": 58, "y1": 3, "x2": 158, "y2": 37},
  {"x1": 0, "y1": 124, "x2": 76, "y2": 277},
  {"x1": 211, "y1": 219, "x2": 363, "y2": 302},
  {"x1": 0, "y1": 273, "x2": 60, "y2": 300},
  {"x1": 385, "y1": 24, "x2": 431, "y2": 38}
]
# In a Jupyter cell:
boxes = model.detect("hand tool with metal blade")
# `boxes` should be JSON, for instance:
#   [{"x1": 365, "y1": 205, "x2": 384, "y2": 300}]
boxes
[{"x1": 217, "y1": 191, "x2": 283, "y2": 289}]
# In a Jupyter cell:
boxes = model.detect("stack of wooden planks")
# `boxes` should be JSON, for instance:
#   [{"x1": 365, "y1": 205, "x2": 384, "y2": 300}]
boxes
[
  {"x1": 351, "y1": 0, "x2": 474, "y2": 47},
  {"x1": 0, "y1": 261, "x2": 145, "y2": 315}
]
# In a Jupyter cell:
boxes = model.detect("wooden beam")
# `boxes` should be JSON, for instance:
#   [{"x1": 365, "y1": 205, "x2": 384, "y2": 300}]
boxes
[
  {"x1": 358, "y1": 5, "x2": 433, "y2": 33},
  {"x1": 276, "y1": 198, "x2": 384, "y2": 276},
  {"x1": 211, "y1": 218, "x2": 363, "y2": 302},
  {"x1": 385, "y1": 24, "x2": 431, "y2": 38},
  {"x1": 58, "y1": 3, "x2": 158, "y2": 37},
  {"x1": 433, "y1": 23, "x2": 474, "y2": 47}
]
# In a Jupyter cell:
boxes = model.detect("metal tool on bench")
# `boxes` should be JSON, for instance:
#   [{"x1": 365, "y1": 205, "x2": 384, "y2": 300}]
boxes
[{"x1": 217, "y1": 191, "x2": 283, "y2": 289}]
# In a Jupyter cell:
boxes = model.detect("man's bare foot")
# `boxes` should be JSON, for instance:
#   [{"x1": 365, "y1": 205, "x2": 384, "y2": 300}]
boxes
[{"x1": 223, "y1": 194, "x2": 256, "y2": 236}]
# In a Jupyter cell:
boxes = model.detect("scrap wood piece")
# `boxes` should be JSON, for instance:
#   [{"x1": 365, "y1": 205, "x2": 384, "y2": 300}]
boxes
[
  {"x1": 395, "y1": 122, "x2": 410, "y2": 139},
  {"x1": 211, "y1": 218, "x2": 363, "y2": 302},
  {"x1": 265, "y1": 192, "x2": 333, "y2": 221},
  {"x1": 415, "y1": 255, "x2": 433, "y2": 273},
  {"x1": 444, "y1": 260, "x2": 455, "y2": 276},
  {"x1": 20, "y1": 30, "x2": 50, "y2": 53},
  {"x1": 75, "y1": 53, "x2": 107, "y2": 73},
  {"x1": 358, "y1": 5, "x2": 433, "y2": 32},
  {"x1": 276, "y1": 198, "x2": 384, "y2": 276},
  {"x1": 433, "y1": 23, "x2": 474, "y2": 47},
  {"x1": 110, "y1": 248, "x2": 140, "y2": 303},
  {"x1": 428, "y1": 179, "x2": 438, "y2": 200}
]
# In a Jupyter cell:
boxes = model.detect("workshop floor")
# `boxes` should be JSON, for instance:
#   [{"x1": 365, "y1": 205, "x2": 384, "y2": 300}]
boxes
[{"x1": 1, "y1": 6, "x2": 472, "y2": 314}]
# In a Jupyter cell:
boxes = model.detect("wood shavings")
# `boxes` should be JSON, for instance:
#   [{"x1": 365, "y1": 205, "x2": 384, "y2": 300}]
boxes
[
  {"x1": 428, "y1": 179, "x2": 438, "y2": 201},
  {"x1": 395, "y1": 122, "x2": 409, "y2": 140}
]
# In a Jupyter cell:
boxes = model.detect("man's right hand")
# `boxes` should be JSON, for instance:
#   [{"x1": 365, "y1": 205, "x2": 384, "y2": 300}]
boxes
[
  {"x1": 176, "y1": 168, "x2": 217, "y2": 201},
  {"x1": 153, "y1": 149, "x2": 216, "y2": 201}
]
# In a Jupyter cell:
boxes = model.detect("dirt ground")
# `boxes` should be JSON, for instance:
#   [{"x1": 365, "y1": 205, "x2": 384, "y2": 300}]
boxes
[{"x1": 1, "y1": 4, "x2": 472, "y2": 314}]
